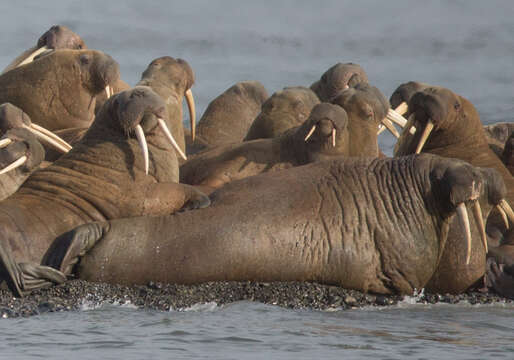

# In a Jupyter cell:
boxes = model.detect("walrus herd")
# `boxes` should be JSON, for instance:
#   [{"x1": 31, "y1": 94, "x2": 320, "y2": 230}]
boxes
[{"x1": 0, "y1": 25, "x2": 513, "y2": 300}]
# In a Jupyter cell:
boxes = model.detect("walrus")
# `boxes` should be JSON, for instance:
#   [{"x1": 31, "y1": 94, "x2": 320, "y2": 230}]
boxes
[
  {"x1": 43, "y1": 154, "x2": 508, "y2": 295},
  {"x1": 244, "y1": 86, "x2": 320, "y2": 141},
  {"x1": 503, "y1": 133, "x2": 514, "y2": 176},
  {"x1": 0, "y1": 49, "x2": 120, "y2": 131},
  {"x1": 483, "y1": 122, "x2": 514, "y2": 160},
  {"x1": 310, "y1": 62, "x2": 369, "y2": 102},
  {"x1": 187, "y1": 81, "x2": 269, "y2": 154},
  {"x1": 136, "y1": 56, "x2": 196, "y2": 159},
  {"x1": 0, "y1": 128, "x2": 45, "y2": 201},
  {"x1": 0, "y1": 86, "x2": 209, "y2": 297},
  {"x1": 2, "y1": 25, "x2": 87, "y2": 74},
  {"x1": 180, "y1": 103, "x2": 349, "y2": 194}
]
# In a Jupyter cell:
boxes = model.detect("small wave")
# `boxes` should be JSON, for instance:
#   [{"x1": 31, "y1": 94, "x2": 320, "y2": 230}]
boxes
[{"x1": 175, "y1": 301, "x2": 220, "y2": 312}]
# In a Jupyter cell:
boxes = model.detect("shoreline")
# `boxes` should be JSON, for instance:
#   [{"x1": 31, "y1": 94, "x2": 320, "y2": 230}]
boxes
[{"x1": 0, "y1": 280, "x2": 511, "y2": 318}]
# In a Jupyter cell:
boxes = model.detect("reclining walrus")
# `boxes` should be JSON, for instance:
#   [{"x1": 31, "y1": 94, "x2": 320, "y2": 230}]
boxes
[
  {"x1": 43, "y1": 154, "x2": 510, "y2": 295},
  {"x1": 0, "y1": 86, "x2": 209, "y2": 297}
]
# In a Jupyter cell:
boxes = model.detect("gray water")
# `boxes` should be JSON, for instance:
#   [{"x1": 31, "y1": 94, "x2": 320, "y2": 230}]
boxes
[{"x1": 0, "y1": 1, "x2": 513, "y2": 358}]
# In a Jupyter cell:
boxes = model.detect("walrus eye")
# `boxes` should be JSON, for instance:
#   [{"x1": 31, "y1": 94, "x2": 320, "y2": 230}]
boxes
[{"x1": 454, "y1": 101, "x2": 460, "y2": 111}]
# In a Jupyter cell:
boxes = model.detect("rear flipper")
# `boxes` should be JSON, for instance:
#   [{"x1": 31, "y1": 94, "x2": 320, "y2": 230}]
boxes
[
  {"x1": 42, "y1": 222, "x2": 107, "y2": 276},
  {"x1": 0, "y1": 242, "x2": 66, "y2": 297}
]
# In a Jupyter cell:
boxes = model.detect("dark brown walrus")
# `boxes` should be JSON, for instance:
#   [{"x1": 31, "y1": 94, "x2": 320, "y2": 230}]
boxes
[
  {"x1": 0, "y1": 86, "x2": 209, "y2": 297},
  {"x1": 244, "y1": 86, "x2": 320, "y2": 141},
  {"x1": 0, "y1": 49, "x2": 120, "y2": 131},
  {"x1": 392, "y1": 83, "x2": 514, "y2": 292},
  {"x1": 180, "y1": 103, "x2": 349, "y2": 194},
  {"x1": 2, "y1": 25, "x2": 87, "y2": 74},
  {"x1": 136, "y1": 56, "x2": 196, "y2": 159},
  {"x1": 187, "y1": 81, "x2": 269, "y2": 153},
  {"x1": 43, "y1": 154, "x2": 507, "y2": 295},
  {"x1": 310, "y1": 62, "x2": 369, "y2": 102}
]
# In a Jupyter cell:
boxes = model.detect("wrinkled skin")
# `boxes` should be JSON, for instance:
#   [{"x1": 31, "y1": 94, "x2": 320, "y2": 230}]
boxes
[
  {"x1": 393, "y1": 84, "x2": 514, "y2": 289},
  {"x1": 0, "y1": 49, "x2": 120, "y2": 131},
  {"x1": 180, "y1": 103, "x2": 349, "y2": 194},
  {"x1": 2, "y1": 25, "x2": 87, "y2": 74},
  {"x1": 0, "y1": 86, "x2": 209, "y2": 297},
  {"x1": 332, "y1": 83, "x2": 389, "y2": 158},
  {"x1": 44, "y1": 154, "x2": 504, "y2": 295},
  {"x1": 310, "y1": 62, "x2": 369, "y2": 102},
  {"x1": 137, "y1": 56, "x2": 195, "y2": 158},
  {"x1": 0, "y1": 128, "x2": 45, "y2": 200},
  {"x1": 244, "y1": 87, "x2": 320, "y2": 140},
  {"x1": 188, "y1": 81, "x2": 269, "y2": 154}
]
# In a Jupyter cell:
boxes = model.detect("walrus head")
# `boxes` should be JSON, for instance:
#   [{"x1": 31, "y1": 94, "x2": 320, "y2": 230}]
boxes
[
  {"x1": 0, "y1": 128, "x2": 45, "y2": 175},
  {"x1": 99, "y1": 86, "x2": 185, "y2": 173},
  {"x1": 139, "y1": 56, "x2": 196, "y2": 141},
  {"x1": 0, "y1": 103, "x2": 71, "y2": 154},
  {"x1": 394, "y1": 86, "x2": 484, "y2": 156},
  {"x1": 74, "y1": 50, "x2": 120, "y2": 100},
  {"x1": 311, "y1": 62, "x2": 369, "y2": 102},
  {"x1": 17, "y1": 25, "x2": 87, "y2": 68}
]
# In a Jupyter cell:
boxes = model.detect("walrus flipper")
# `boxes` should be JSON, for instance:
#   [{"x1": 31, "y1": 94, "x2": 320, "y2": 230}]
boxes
[
  {"x1": 180, "y1": 184, "x2": 211, "y2": 211},
  {"x1": 0, "y1": 241, "x2": 66, "y2": 297},
  {"x1": 42, "y1": 222, "x2": 108, "y2": 276}
]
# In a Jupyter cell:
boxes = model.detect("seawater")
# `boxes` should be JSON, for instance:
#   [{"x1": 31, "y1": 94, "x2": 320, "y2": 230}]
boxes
[{"x1": 0, "y1": 1, "x2": 513, "y2": 358}]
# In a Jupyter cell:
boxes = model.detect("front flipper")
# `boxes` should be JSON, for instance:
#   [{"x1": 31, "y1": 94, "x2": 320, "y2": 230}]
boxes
[
  {"x1": 42, "y1": 222, "x2": 108, "y2": 276},
  {"x1": 143, "y1": 182, "x2": 210, "y2": 215},
  {"x1": 0, "y1": 241, "x2": 66, "y2": 297}
]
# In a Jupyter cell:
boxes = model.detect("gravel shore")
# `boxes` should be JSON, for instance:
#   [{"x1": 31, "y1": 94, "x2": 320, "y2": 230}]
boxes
[{"x1": 0, "y1": 280, "x2": 511, "y2": 318}]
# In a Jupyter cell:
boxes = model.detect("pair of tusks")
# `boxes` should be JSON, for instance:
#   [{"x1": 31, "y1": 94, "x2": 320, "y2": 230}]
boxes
[
  {"x1": 0, "y1": 123, "x2": 73, "y2": 175},
  {"x1": 458, "y1": 199, "x2": 514, "y2": 265},
  {"x1": 134, "y1": 118, "x2": 187, "y2": 175},
  {"x1": 17, "y1": 46, "x2": 49, "y2": 67},
  {"x1": 377, "y1": 103, "x2": 414, "y2": 137},
  {"x1": 304, "y1": 125, "x2": 337, "y2": 147}
]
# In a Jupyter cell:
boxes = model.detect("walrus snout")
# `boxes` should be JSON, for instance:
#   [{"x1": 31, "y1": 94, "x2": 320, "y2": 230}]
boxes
[
  {"x1": 0, "y1": 103, "x2": 31, "y2": 131},
  {"x1": 37, "y1": 25, "x2": 86, "y2": 50},
  {"x1": 409, "y1": 90, "x2": 448, "y2": 128},
  {"x1": 93, "y1": 52, "x2": 120, "y2": 92},
  {"x1": 311, "y1": 63, "x2": 368, "y2": 102}
]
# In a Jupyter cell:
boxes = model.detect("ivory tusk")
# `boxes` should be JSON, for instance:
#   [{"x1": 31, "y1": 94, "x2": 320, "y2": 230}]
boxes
[
  {"x1": 158, "y1": 118, "x2": 187, "y2": 161},
  {"x1": 304, "y1": 125, "x2": 316, "y2": 141},
  {"x1": 134, "y1": 124, "x2": 149, "y2": 175},
  {"x1": 386, "y1": 108, "x2": 408, "y2": 128},
  {"x1": 0, "y1": 138, "x2": 12, "y2": 148},
  {"x1": 472, "y1": 201, "x2": 488, "y2": 253},
  {"x1": 26, "y1": 124, "x2": 72, "y2": 153},
  {"x1": 17, "y1": 46, "x2": 49, "y2": 67},
  {"x1": 105, "y1": 85, "x2": 112, "y2": 99},
  {"x1": 415, "y1": 120, "x2": 434, "y2": 154},
  {"x1": 498, "y1": 199, "x2": 514, "y2": 226},
  {"x1": 381, "y1": 117, "x2": 400, "y2": 138},
  {"x1": 332, "y1": 128, "x2": 336, "y2": 147},
  {"x1": 456, "y1": 203, "x2": 472, "y2": 265},
  {"x1": 0, "y1": 155, "x2": 27, "y2": 175},
  {"x1": 496, "y1": 204, "x2": 510, "y2": 229},
  {"x1": 394, "y1": 102, "x2": 408, "y2": 116},
  {"x1": 377, "y1": 124, "x2": 386, "y2": 135},
  {"x1": 185, "y1": 89, "x2": 196, "y2": 142}
]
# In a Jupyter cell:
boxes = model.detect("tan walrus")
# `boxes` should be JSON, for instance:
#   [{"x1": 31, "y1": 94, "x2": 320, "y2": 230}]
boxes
[{"x1": 0, "y1": 86, "x2": 209, "y2": 297}]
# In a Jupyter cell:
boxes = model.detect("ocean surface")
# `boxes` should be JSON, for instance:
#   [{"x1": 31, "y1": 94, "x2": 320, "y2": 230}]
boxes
[{"x1": 0, "y1": 0, "x2": 513, "y2": 358}]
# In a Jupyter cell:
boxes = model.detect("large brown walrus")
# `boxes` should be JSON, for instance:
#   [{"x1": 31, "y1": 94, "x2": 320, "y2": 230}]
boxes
[
  {"x1": 0, "y1": 86, "x2": 209, "y2": 297},
  {"x1": 0, "y1": 49, "x2": 120, "y2": 131},
  {"x1": 136, "y1": 56, "x2": 196, "y2": 159},
  {"x1": 43, "y1": 154, "x2": 509, "y2": 295},
  {"x1": 310, "y1": 62, "x2": 369, "y2": 102},
  {"x1": 180, "y1": 103, "x2": 349, "y2": 193},
  {"x1": 392, "y1": 83, "x2": 514, "y2": 292},
  {"x1": 188, "y1": 81, "x2": 269, "y2": 153},
  {"x1": 2, "y1": 25, "x2": 87, "y2": 74},
  {"x1": 244, "y1": 86, "x2": 320, "y2": 141}
]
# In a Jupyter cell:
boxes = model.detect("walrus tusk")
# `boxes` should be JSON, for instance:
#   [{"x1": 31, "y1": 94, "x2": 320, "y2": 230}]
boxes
[
  {"x1": 17, "y1": 46, "x2": 49, "y2": 67},
  {"x1": 386, "y1": 108, "x2": 408, "y2": 128},
  {"x1": 0, "y1": 155, "x2": 27, "y2": 175},
  {"x1": 157, "y1": 118, "x2": 187, "y2": 161},
  {"x1": 134, "y1": 124, "x2": 149, "y2": 175},
  {"x1": 0, "y1": 138, "x2": 12, "y2": 148},
  {"x1": 380, "y1": 117, "x2": 400, "y2": 138},
  {"x1": 472, "y1": 201, "x2": 488, "y2": 253},
  {"x1": 394, "y1": 102, "x2": 408, "y2": 116},
  {"x1": 185, "y1": 89, "x2": 196, "y2": 142},
  {"x1": 377, "y1": 124, "x2": 386, "y2": 135},
  {"x1": 498, "y1": 199, "x2": 514, "y2": 227},
  {"x1": 25, "y1": 124, "x2": 72, "y2": 153},
  {"x1": 415, "y1": 120, "x2": 434, "y2": 154},
  {"x1": 304, "y1": 125, "x2": 316, "y2": 141},
  {"x1": 105, "y1": 85, "x2": 112, "y2": 99},
  {"x1": 456, "y1": 203, "x2": 472, "y2": 265},
  {"x1": 332, "y1": 128, "x2": 336, "y2": 147}
]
